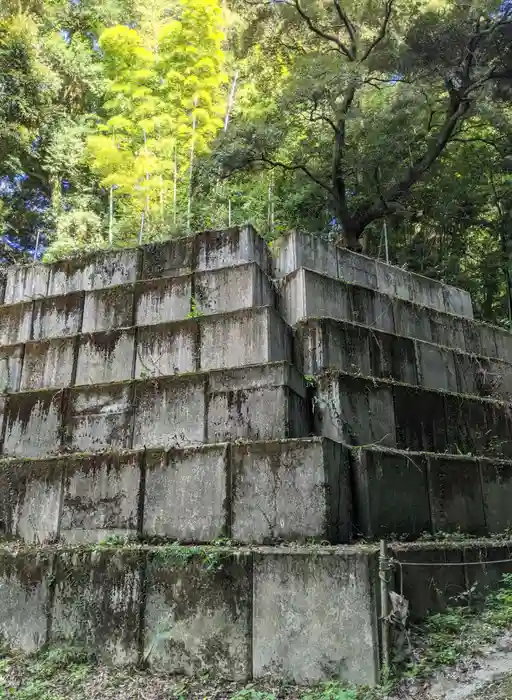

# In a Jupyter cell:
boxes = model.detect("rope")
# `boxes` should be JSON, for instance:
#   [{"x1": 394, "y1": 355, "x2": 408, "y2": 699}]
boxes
[{"x1": 395, "y1": 557, "x2": 512, "y2": 567}]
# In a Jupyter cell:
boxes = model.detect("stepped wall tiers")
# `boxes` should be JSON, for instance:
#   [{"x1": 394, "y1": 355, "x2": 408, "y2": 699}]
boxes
[{"x1": 1, "y1": 226, "x2": 511, "y2": 684}]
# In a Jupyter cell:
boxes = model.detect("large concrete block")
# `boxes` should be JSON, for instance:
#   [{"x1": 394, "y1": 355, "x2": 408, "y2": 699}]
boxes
[
  {"x1": 0, "y1": 302, "x2": 32, "y2": 345},
  {"x1": 48, "y1": 248, "x2": 140, "y2": 297},
  {"x1": 194, "y1": 262, "x2": 275, "y2": 316},
  {"x1": 60, "y1": 452, "x2": 142, "y2": 543},
  {"x1": 82, "y1": 284, "x2": 135, "y2": 333},
  {"x1": 199, "y1": 307, "x2": 291, "y2": 370},
  {"x1": 206, "y1": 363, "x2": 309, "y2": 442},
  {"x1": 351, "y1": 448, "x2": 431, "y2": 539},
  {"x1": 390, "y1": 544, "x2": 465, "y2": 619},
  {"x1": 350, "y1": 285, "x2": 394, "y2": 334},
  {"x1": 32, "y1": 292, "x2": 83, "y2": 340},
  {"x1": 480, "y1": 459, "x2": 512, "y2": 533},
  {"x1": 427, "y1": 455, "x2": 486, "y2": 535},
  {"x1": 393, "y1": 384, "x2": 447, "y2": 452},
  {"x1": 3, "y1": 264, "x2": 49, "y2": 304},
  {"x1": 0, "y1": 549, "x2": 53, "y2": 652},
  {"x1": 143, "y1": 445, "x2": 228, "y2": 542},
  {"x1": 494, "y1": 327, "x2": 512, "y2": 362},
  {"x1": 273, "y1": 231, "x2": 339, "y2": 280},
  {"x1": 278, "y1": 268, "x2": 351, "y2": 327},
  {"x1": 20, "y1": 337, "x2": 76, "y2": 390},
  {"x1": 393, "y1": 298, "x2": 433, "y2": 343},
  {"x1": 68, "y1": 383, "x2": 134, "y2": 453},
  {"x1": 252, "y1": 548, "x2": 379, "y2": 684},
  {"x1": 0, "y1": 458, "x2": 63, "y2": 543},
  {"x1": 428, "y1": 308, "x2": 467, "y2": 351},
  {"x1": 0, "y1": 343, "x2": 24, "y2": 392},
  {"x1": 50, "y1": 548, "x2": 142, "y2": 663},
  {"x1": 195, "y1": 225, "x2": 271, "y2": 274},
  {"x1": 3, "y1": 390, "x2": 63, "y2": 458},
  {"x1": 140, "y1": 237, "x2": 194, "y2": 280},
  {"x1": 463, "y1": 320, "x2": 498, "y2": 358},
  {"x1": 415, "y1": 341, "x2": 458, "y2": 392},
  {"x1": 133, "y1": 375, "x2": 206, "y2": 449},
  {"x1": 314, "y1": 373, "x2": 396, "y2": 448},
  {"x1": 231, "y1": 438, "x2": 352, "y2": 544},
  {"x1": 135, "y1": 322, "x2": 196, "y2": 379},
  {"x1": 273, "y1": 230, "x2": 473, "y2": 318},
  {"x1": 135, "y1": 276, "x2": 192, "y2": 326},
  {"x1": 143, "y1": 550, "x2": 251, "y2": 678},
  {"x1": 75, "y1": 329, "x2": 135, "y2": 385}
]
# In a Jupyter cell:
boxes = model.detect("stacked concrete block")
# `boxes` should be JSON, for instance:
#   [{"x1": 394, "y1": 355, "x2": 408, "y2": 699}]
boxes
[
  {"x1": 2, "y1": 225, "x2": 512, "y2": 683},
  {"x1": 274, "y1": 230, "x2": 473, "y2": 318}
]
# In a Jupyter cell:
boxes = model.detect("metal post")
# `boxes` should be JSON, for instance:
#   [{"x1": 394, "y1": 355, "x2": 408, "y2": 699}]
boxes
[{"x1": 379, "y1": 539, "x2": 391, "y2": 676}]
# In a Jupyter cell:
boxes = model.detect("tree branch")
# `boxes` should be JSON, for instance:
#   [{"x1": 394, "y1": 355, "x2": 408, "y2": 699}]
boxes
[
  {"x1": 360, "y1": 0, "x2": 394, "y2": 62},
  {"x1": 289, "y1": 0, "x2": 353, "y2": 59},
  {"x1": 333, "y1": 1, "x2": 357, "y2": 58},
  {"x1": 260, "y1": 157, "x2": 335, "y2": 195}
]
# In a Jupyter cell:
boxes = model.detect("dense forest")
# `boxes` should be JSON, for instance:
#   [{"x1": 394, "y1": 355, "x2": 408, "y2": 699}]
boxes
[{"x1": 1, "y1": 0, "x2": 512, "y2": 323}]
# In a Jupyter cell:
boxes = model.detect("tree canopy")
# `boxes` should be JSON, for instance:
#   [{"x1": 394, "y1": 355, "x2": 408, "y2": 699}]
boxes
[{"x1": 1, "y1": 0, "x2": 512, "y2": 323}]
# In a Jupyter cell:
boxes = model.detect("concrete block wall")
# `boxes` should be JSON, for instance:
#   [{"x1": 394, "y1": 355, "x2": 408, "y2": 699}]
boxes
[
  {"x1": 2, "y1": 225, "x2": 512, "y2": 681},
  {"x1": 0, "y1": 544, "x2": 380, "y2": 684}
]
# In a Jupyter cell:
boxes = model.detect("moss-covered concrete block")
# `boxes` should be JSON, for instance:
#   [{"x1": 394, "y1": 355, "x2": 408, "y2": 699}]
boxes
[
  {"x1": 0, "y1": 343, "x2": 24, "y2": 393},
  {"x1": 32, "y1": 292, "x2": 84, "y2": 340},
  {"x1": 143, "y1": 445, "x2": 228, "y2": 542},
  {"x1": 143, "y1": 549, "x2": 252, "y2": 679},
  {"x1": 135, "y1": 276, "x2": 191, "y2": 326},
  {"x1": 252, "y1": 548, "x2": 379, "y2": 685},
  {"x1": 135, "y1": 321, "x2": 197, "y2": 378},
  {"x1": 194, "y1": 262, "x2": 275, "y2": 316},
  {"x1": 0, "y1": 458, "x2": 63, "y2": 542},
  {"x1": 351, "y1": 448, "x2": 431, "y2": 539},
  {"x1": 50, "y1": 548, "x2": 143, "y2": 664},
  {"x1": 133, "y1": 375, "x2": 206, "y2": 450},
  {"x1": 82, "y1": 284, "x2": 135, "y2": 333},
  {"x1": 20, "y1": 338, "x2": 76, "y2": 390},
  {"x1": 68, "y1": 383, "x2": 134, "y2": 453},
  {"x1": 4, "y1": 264, "x2": 49, "y2": 305},
  {"x1": 0, "y1": 548, "x2": 53, "y2": 652},
  {"x1": 60, "y1": 452, "x2": 142, "y2": 543},
  {"x1": 3, "y1": 390, "x2": 63, "y2": 458},
  {"x1": 75, "y1": 329, "x2": 135, "y2": 385},
  {"x1": 0, "y1": 302, "x2": 32, "y2": 345}
]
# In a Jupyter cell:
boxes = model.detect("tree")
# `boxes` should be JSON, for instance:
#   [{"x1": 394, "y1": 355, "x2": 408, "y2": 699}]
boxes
[{"x1": 221, "y1": 0, "x2": 512, "y2": 250}]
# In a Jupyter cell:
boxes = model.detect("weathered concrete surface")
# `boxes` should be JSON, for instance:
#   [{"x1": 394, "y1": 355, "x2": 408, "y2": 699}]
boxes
[
  {"x1": 60, "y1": 452, "x2": 141, "y2": 543},
  {"x1": 0, "y1": 303, "x2": 32, "y2": 345},
  {"x1": 3, "y1": 264, "x2": 49, "y2": 305},
  {"x1": 20, "y1": 338, "x2": 75, "y2": 390},
  {"x1": 135, "y1": 322, "x2": 196, "y2": 378},
  {"x1": 195, "y1": 225, "x2": 271, "y2": 274},
  {"x1": 351, "y1": 448, "x2": 431, "y2": 539},
  {"x1": 135, "y1": 276, "x2": 192, "y2": 326},
  {"x1": 206, "y1": 367, "x2": 309, "y2": 442},
  {"x1": 143, "y1": 551, "x2": 252, "y2": 678},
  {"x1": 252, "y1": 548, "x2": 379, "y2": 684},
  {"x1": 428, "y1": 455, "x2": 487, "y2": 536},
  {"x1": 194, "y1": 263, "x2": 275, "y2": 316},
  {"x1": 143, "y1": 445, "x2": 228, "y2": 542},
  {"x1": 231, "y1": 438, "x2": 352, "y2": 544},
  {"x1": 47, "y1": 248, "x2": 140, "y2": 297},
  {"x1": 75, "y1": 329, "x2": 135, "y2": 385},
  {"x1": 133, "y1": 375, "x2": 206, "y2": 449},
  {"x1": 0, "y1": 550, "x2": 53, "y2": 652},
  {"x1": 273, "y1": 231, "x2": 473, "y2": 318},
  {"x1": 32, "y1": 292, "x2": 83, "y2": 340},
  {"x1": 279, "y1": 268, "x2": 352, "y2": 327},
  {"x1": 314, "y1": 373, "x2": 396, "y2": 448},
  {"x1": 0, "y1": 343, "x2": 23, "y2": 392},
  {"x1": 82, "y1": 284, "x2": 135, "y2": 333},
  {"x1": 0, "y1": 458, "x2": 63, "y2": 542},
  {"x1": 315, "y1": 372, "x2": 512, "y2": 457},
  {"x1": 480, "y1": 459, "x2": 512, "y2": 533},
  {"x1": 50, "y1": 548, "x2": 142, "y2": 663},
  {"x1": 3, "y1": 390, "x2": 63, "y2": 458},
  {"x1": 68, "y1": 383, "x2": 133, "y2": 453},
  {"x1": 199, "y1": 307, "x2": 291, "y2": 370}
]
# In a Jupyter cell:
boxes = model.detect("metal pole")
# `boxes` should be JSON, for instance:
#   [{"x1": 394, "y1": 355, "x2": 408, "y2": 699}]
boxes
[{"x1": 379, "y1": 539, "x2": 391, "y2": 676}]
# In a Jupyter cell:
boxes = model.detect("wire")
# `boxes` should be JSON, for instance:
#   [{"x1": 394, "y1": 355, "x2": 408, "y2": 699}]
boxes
[{"x1": 394, "y1": 557, "x2": 512, "y2": 568}]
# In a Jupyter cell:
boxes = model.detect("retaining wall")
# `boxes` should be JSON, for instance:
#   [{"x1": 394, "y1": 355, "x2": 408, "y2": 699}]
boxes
[{"x1": 0, "y1": 544, "x2": 380, "y2": 684}]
